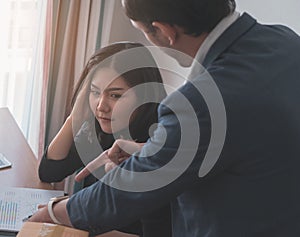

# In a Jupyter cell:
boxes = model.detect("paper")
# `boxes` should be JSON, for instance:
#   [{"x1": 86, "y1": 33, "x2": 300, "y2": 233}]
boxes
[
  {"x1": 17, "y1": 222, "x2": 88, "y2": 237},
  {"x1": 0, "y1": 153, "x2": 12, "y2": 170},
  {"x1": 0, "y1": 187, "x2": 64, "y2": 232}
]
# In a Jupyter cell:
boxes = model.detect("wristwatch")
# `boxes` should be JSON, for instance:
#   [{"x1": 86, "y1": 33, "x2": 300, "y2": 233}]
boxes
[{"x1": 47, "y1": 195, "x2": 69, "y2": 225}]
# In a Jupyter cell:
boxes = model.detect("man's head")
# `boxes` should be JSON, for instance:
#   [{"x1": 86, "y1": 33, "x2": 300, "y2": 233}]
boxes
[
  {"x1": 122, "y1": 0, "x2": 236, "y2": 36},
  {"x1": 122, "y1": 0, "x2": 236, "y2": 65}
]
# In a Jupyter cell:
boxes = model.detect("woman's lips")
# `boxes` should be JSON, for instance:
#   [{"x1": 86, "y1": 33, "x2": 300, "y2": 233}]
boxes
[{"x1": 97, "y1": 116, "x2": 112, "y2": 122}]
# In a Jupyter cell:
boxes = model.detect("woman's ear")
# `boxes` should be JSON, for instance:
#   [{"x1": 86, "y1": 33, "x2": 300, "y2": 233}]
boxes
[{"x1": 152, "y1": 22, "x2": 177, "y2": 46}]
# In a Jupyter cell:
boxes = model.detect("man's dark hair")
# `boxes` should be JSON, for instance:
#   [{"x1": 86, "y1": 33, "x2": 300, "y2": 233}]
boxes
[{"x1": 123, "y1": 0, "x2": 236, "y2": 36}]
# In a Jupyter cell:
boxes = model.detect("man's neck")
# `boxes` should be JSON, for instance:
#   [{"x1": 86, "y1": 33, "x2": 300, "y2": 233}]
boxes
[
  {"x1": 172, "y1": 32, "x2": 209, "y2": 67},
  {"x1": 177, "y1": 33, "x2": 209, "y2": 58}
]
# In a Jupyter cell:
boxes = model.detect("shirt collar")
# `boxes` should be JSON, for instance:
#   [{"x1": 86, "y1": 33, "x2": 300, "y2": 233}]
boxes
[{"x1": 189, "y1": 11, "x2": 240, "y2": 79}]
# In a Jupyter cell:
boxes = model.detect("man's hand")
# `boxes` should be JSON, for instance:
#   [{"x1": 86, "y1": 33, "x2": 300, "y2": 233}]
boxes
[
  {"x1": 75, "y1": 150, "x2": 110, "y2": 182},
  {"x1": 27, "y1": 204, "x2": 53, "y2": 223},
  {"x1": 75, "y1": 139, "x2": 145, "y2": 182},
  {"x1": 28, "y1": 199, "x2": 72, "y2": 227}
]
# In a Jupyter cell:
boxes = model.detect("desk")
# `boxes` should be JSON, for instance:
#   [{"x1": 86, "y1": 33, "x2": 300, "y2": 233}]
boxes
[
  {"x1": 0, "y1": 107, "x2": 52, "y2": 189},
  {"x1": 0, "y1": 108, "x2": 137, "y2": 237},
  {"x1": 0, "y1": 107, "x2": 53, "y2": 237}
]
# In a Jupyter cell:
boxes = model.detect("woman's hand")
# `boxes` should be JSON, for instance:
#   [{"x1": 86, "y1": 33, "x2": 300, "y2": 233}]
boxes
[
  {"x1": 47, "y1": 82, "x2": 91, "y2": 160},
  {"x1": 70, "y1": 81, "x2": 92, "y2": 135},
  {"x1": 75, "y1": 139, "x2": 145, "y2": 182}
]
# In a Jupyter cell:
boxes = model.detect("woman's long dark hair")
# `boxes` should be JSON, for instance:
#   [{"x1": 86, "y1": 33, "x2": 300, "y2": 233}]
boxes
[{"x1": 72, "y1": 42, "x2": 167, "y2": 148}]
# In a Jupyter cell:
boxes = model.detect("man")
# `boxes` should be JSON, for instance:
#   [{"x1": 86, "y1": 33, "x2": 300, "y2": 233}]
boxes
[{"x1": 30, "y1": 0, "x2": 300, "y2": 236}]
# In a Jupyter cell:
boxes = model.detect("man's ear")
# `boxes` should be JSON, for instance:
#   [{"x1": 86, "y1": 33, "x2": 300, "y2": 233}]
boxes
[{"x1": 152, "y1": 21, "x2": 177, "y2": 45}]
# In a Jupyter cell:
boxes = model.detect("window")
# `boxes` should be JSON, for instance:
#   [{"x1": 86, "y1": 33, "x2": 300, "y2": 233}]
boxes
[{"x1": 0, "y1": 0, "x2": 47, "y2": 156}]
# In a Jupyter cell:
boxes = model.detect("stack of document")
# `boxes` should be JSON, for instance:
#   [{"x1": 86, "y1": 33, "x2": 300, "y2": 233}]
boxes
[{"x1": 0, "y1": 187, "x2": 64, "y2": 232}]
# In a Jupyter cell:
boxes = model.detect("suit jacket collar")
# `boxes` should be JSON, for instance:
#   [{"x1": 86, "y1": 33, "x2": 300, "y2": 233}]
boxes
[{"x1": 202, "y1": 13, "x2": 257, "y2": 68}]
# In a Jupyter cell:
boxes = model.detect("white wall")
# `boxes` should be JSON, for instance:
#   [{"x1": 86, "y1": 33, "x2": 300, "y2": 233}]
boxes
[
  {"x1": 236, "y1": 0, "x2": 300, "y2": 34},
  {"x1": 107, "y1": 0, "x2": 148, "y2": 45}
]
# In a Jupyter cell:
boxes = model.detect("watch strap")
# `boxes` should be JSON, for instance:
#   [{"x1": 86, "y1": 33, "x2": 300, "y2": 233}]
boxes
[{"x1": 47, "y1": 196, "x2": 68, "y2": 225}]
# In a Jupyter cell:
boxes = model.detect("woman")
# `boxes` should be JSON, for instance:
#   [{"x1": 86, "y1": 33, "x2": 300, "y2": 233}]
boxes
[{"x1": 38, "y1": 42, "x2": 171, "y2": 237}]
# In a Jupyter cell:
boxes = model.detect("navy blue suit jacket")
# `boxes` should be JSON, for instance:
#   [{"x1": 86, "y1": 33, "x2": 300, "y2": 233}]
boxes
[{"x1": 67, "y1": 13, "x2": 300, "y2": 237}]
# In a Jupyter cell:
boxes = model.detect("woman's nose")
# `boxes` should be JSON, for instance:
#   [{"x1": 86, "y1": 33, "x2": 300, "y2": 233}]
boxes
[{"x1": 96, "y1": 97, "x2": 110, "y2": 112}]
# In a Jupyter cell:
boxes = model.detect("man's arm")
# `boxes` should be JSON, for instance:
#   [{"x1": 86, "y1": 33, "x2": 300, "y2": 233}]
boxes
[
  {"x1": 67, "y1": 86, "x2": 209, "y2": 235},
  {"x1": 31, "y1": 81, "x2": 213, "y2": 235}
]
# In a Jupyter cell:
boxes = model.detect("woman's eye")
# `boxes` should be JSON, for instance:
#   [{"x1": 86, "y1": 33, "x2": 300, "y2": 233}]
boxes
[
  {"x1": 90, "y1": 90, "x2": 100, "y2": 96},
  {"x1": 110, "y1": 93, "x2": 122, "y2": 99}
]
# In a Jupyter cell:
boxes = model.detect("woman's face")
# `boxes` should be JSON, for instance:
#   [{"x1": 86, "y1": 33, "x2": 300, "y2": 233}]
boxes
[{"x1": 89, "y1": 68, "x2": 138, "y2": 134}]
